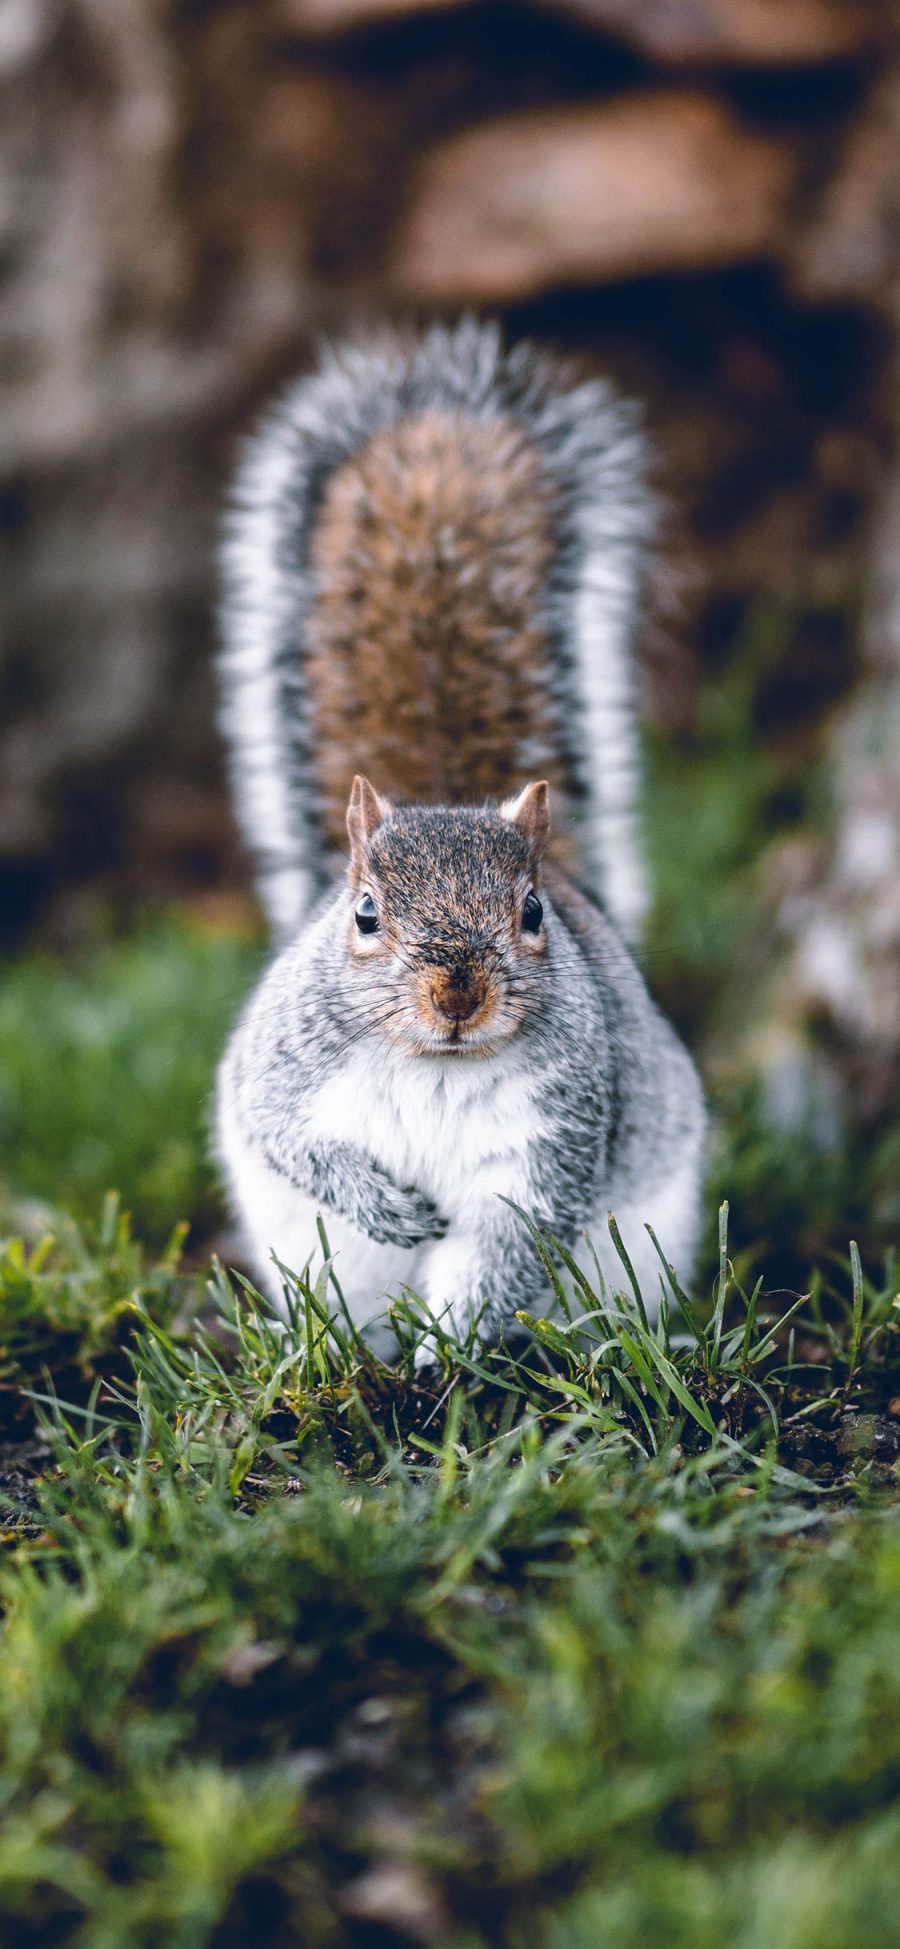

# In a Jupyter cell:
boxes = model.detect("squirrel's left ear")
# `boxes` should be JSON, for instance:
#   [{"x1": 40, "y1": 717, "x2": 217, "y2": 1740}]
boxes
[
  {"x1": 347, "y1": 774, "x2": 392, "y2": 881},
  {"x1": 501, "y1": 781, "x2": 550, "y2": 862}
]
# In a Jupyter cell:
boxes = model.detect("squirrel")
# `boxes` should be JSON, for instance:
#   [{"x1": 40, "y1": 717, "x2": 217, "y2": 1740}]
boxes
[{"x1": 215, "y1": 320, "x2": 706, "y2": 1345}]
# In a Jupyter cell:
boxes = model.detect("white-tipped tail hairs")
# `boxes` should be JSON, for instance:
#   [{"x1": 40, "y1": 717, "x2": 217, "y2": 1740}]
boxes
[{"x1": 218, "y1": 319, "x2": 653, "y2": 944}]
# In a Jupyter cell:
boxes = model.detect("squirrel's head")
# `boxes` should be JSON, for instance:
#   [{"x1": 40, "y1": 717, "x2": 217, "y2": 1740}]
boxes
[{"x1": 343, "y1": 775, "x2": 550, "y2": 1057}]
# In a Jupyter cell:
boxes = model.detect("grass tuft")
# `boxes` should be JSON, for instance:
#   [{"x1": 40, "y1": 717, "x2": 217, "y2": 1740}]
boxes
[
  {"x1": 0, "y1": 917, "x2": 260, "y2": 1242},
  {"x1": 0, "y1": 1183, "x2": 896, "y2": 1945},
  {"x1": 0, "y1": 1193, "x2": 192, "y2": 1437}
]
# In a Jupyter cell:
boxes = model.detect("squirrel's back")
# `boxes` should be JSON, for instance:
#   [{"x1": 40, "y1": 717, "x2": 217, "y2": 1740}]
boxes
[{"x1": 219, "y1": 320, "x2": 653, "y2": 942}]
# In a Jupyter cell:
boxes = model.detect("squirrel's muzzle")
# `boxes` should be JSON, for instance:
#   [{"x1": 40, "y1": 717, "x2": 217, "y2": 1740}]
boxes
[{"x1": 429, "y1": 967, "x2": 487, "y2": 1025}]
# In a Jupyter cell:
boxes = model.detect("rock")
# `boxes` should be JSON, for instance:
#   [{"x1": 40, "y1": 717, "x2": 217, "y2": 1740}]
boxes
[
  {"x1": 278, "y1": 0, "x2": 883, "y2": 61},
  {"x1": 341, "y1": 1862, "x2": 446, "y2": 1942},
  {"x1": 553, "y1": 0, "x2": 885, "y2": 65},
  {"x1": 278, "y1": 0, "x2": 460, "y2": 33},
  {"x1": 392, "y1": 92, "x2": 797, "y2": 302},
  {"x1": 835, "y1": 1413, "x2": 900, "y2": 1463},
  {"x1": 790, "y1": 68, "x2": 900, "y2": 305},
  {"x1": 0, "y1": 0, "x2": 60, "y2": 75}
]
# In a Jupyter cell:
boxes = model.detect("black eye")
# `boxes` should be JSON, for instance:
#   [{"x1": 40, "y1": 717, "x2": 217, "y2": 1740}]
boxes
[
  {"x1": 522, "y1": 891, "x2": 543, "y2": 934},
  {"x1": 355, "y1": 892, "x2": 379, "y2": 935}
]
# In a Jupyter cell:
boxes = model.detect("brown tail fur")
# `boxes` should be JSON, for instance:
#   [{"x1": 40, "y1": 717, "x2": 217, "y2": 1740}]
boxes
[{"x1": 305, "y1": 408, "x2": 573, "y2": 847}]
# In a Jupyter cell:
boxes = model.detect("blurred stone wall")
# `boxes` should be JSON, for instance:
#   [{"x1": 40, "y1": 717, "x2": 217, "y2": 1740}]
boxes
[{"x1": 1, "y1": 0, "x2": 898, "y2": 949}]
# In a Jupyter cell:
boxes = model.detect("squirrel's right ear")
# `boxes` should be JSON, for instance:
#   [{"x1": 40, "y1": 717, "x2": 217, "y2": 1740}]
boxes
[
  {"x1": 501, "y1": 781, "x2": 550, "y2": 861},
  {"x1": 346, "y1": 775, "x2": 391, "y2": 881}
]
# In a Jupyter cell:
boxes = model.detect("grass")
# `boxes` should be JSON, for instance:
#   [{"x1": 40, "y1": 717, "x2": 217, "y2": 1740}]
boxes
[
  {"x1": 0, "y1": 1195, "x2": 187, "y2": 1438},
  {"x1": 0, "y1": 1198, "x2": 898, "y2": 1948},
  {"x1": 0, "y1": 917, "x2": 260, "y2": 1244},
  {"x1": 0, "y1": 656, "x2": 899, "y2": 1947}
]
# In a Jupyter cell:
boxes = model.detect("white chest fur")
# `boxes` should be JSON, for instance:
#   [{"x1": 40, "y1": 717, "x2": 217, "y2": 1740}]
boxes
[{"x1": 304, "y1": 1044, "x2": 541, "y2": 1223}]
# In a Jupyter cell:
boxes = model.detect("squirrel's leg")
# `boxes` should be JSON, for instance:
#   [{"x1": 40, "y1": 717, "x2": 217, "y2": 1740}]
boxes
[
  {"x1": 218, "y1": 1128, "x2": 439, "y2": 1328},
  {"x1": 418, "y1": 1197, "x2": 552, "y2": 1354},
  {"x1": 578, "y1": 1153, "x2": 706, "y2": 1327},
  {"x1": 260, "y1": 1133, "x2": 449, "y2": 1250}
]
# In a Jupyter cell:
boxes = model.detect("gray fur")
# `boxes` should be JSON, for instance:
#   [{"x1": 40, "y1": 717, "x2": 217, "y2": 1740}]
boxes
[
  {"x1": 215, "y1": 327, "x2": 705, "y2": 1334},
  {"x1": 217, "y1": 805, "x2": 705, "y2": 1334},
  {"x1": 261, "y1": 1136, "x2": 447, "y2": 1249}
]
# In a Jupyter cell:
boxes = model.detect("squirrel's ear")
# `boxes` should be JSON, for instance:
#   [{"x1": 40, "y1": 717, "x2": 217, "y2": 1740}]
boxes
[
  {"x1": 347, "y1": 775, "x2": 391, "y2": 878},
  {"x1": 501, "y1": 781, "x2": 550, "y2": 861}
]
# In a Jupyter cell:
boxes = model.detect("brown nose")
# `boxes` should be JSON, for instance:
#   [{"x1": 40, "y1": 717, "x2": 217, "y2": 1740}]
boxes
[{"x1": 430, "y1": 972, "x2": 485, "y2": 1023}]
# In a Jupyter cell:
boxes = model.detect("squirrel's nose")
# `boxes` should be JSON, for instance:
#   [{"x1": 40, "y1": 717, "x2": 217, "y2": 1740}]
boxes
[{"x1": 430, "y1": 971, "x2": 485, "y2": 1023}]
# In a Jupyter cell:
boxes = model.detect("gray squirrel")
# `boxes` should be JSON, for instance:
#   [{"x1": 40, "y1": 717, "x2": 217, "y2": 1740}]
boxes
[{"x1": 215, "y1": 320, "x2": 706, "y2": 1342}]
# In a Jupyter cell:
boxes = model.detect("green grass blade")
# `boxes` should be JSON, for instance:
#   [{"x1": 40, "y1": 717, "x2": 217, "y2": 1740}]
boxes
[
  {"x1": 848, "y1": 1238, "x2": 865, "y2": 1385},
  {"x1": 711, "y1": 1200, "x2": 730, "y2": 1369},
  {"x1": 607, "y1": 1214, "x2": 649, "y2": 1330},
  {"x1": 644, "y1": 1224, "x2": 706, "y2": 1344}
]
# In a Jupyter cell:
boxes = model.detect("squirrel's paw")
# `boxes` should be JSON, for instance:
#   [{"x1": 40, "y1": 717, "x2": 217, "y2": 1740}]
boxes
[
  {"x1": 366, "y1": 1177, "x2": 449, "y2": 1249},
  {"x1": 413, "y1": 1333, "x2": 442, "y2": 1377}
]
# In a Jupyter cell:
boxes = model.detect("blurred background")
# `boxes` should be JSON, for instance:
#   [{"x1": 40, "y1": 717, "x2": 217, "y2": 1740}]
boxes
[{"x1": 2, "y1": 0, "x2": 899, "y2": 1288}]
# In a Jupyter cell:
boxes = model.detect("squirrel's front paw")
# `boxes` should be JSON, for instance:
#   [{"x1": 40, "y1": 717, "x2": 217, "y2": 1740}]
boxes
[{"x1": 367, "y1": 1177, "x2": 448, "y2": 1248}]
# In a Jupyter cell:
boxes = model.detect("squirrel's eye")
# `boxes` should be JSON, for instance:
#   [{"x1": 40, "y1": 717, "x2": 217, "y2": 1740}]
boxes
[
  {"x1": 355, "y1": 892, "x2": 379, "y2": 935},
  {"x1": 522, "y1": 891, "x2": 543, "y2": 934}
]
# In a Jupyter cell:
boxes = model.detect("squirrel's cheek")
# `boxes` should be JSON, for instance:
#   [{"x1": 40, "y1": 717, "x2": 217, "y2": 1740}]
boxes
[{"x1": 346, "y1": 917, "x2": 389, "y2": 960}]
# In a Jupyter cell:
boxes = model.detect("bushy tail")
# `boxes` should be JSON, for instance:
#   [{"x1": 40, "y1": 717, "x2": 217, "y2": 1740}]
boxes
[{"x1": 218, "y1": 319, "x2": 654, "y2": 942}]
